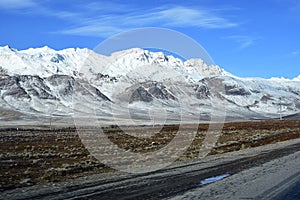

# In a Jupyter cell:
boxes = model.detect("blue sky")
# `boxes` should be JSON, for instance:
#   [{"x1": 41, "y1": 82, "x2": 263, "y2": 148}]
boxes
[{"x1": 0, "y1": 0, "x2": 300, "y2": 78}]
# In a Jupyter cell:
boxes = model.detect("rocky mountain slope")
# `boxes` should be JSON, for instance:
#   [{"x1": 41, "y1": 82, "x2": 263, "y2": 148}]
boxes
[{"x1": 0, "y1": 45, "x2": 299, "y2": 124}]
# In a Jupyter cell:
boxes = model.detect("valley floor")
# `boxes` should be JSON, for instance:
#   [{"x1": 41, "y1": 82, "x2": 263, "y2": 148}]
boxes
[{"x1": 0, "y1": 120, "x2": 300, "y2": 199}]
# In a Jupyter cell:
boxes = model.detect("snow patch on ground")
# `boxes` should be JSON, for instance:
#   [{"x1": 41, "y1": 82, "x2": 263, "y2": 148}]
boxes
[{"x1": 199, "y1": 174, "x2": 230, "y2": 186}]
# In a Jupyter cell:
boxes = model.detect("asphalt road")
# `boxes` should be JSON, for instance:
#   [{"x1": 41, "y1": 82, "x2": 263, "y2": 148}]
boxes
[{"x1": 272, "y1": 175, "x2": 300, "y2": 200}]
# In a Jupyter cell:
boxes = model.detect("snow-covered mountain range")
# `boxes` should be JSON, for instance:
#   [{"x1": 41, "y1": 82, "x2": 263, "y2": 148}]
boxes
[{"x1": 0, "y1": 45, "x2": 299, "y2": 125}]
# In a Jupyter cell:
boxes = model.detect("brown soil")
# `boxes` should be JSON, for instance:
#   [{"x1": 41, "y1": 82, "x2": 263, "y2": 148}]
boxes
[{"x1": 0, "y1": 120, "x2": 300, "y2": 191}]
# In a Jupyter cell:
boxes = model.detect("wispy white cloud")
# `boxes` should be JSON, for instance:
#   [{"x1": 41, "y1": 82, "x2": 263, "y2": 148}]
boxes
[
  {"x1": 0, "y1": 0, "x2": 36, "y2": 9},
  {"x1": 224, "y1": 35, "x2": 260, "y2": 49},
  {"x1": 158, "y1": 6, "x2": 237, "y2": 28},
  {"x1": 292, "y1": 51, "x2": 300, "y2": 55},
  {"x1": 56, "y1": 5, "x2": 238, "y2": 37},
  {"x1": 60, "y1": 24, "x2": 124, "y2": 37},
  {"x1": 0, "y1": 1, "x2": 238, "y2": 37},
  {"x1": 275, "y1": 0, "x2": 300, "y2": 10},
  {"x1": 81, "y1": 1, "x2": 136, "y2": 14}
]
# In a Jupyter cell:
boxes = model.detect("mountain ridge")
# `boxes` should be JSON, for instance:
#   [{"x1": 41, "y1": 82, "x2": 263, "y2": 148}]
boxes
[
  {"x1": 0, "y1": 46, "x2": 299, "y2": 125},
  {"x1": 1, "y1": 45, "x2": 299, "y2": 80}
]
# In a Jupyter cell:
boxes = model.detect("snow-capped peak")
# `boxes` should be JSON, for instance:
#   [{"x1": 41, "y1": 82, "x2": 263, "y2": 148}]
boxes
[
  {"x1": 20, "y1": 46, "x2": 56, "y2": 54},
  {"x1": 183, "y1": 59, "x2": 231, "y2": 77},
  {"x1": 293, "y1": 74, "x2": 300, "y2": 81},
  {"x1": 0, "y1": 46, "x2": 229, "y2": 80},
  {"x1": 110, "y1": 48, "x2": 172, "y2": 64},
  {"x1": 0, "y1": 46, "x2": 103, "y2": 77},
  {"x1": 106, "y1": 48, "x2": 227, "y2": 79},
  {"x1": 0, "y1": 45, "x2": 16, "y2": 52},
  {"x1": 110, "y1": 48, "x2": 146, "y2": 56}
]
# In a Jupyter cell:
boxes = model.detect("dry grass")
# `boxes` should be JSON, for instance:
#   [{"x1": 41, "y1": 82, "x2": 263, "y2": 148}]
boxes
[{"x1": 0, "y1": 120, "x2": 299, "y2": 191}]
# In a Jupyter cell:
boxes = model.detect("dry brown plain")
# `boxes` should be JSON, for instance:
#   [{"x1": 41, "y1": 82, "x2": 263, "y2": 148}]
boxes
[{"x1": 1, "y1": 120, "x2": 300, "y2": 191}]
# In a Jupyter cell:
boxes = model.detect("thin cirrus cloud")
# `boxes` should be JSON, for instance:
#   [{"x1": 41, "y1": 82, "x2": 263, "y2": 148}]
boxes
[
  {"x1": 291, "y1": 51, "x2": 300, "y2": 56},
  {"x1": 158, "y1": 7, "x2": 237, "y2": 28},
  {"x1": 276, "y1": 0, "x2": 300, "y2": 10},
  {"x1": 56, "y1": 5, "x2": 239, "y2": 37},
  {"x1": 224, "y1": 35, "x2": 260, "y2": 49},
  {"x1": 0, "y1": 0, "x2": 36, "y2": 9},
  {"x1": 0, "y1": 0, "x2": 238, "y2": 38}
]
